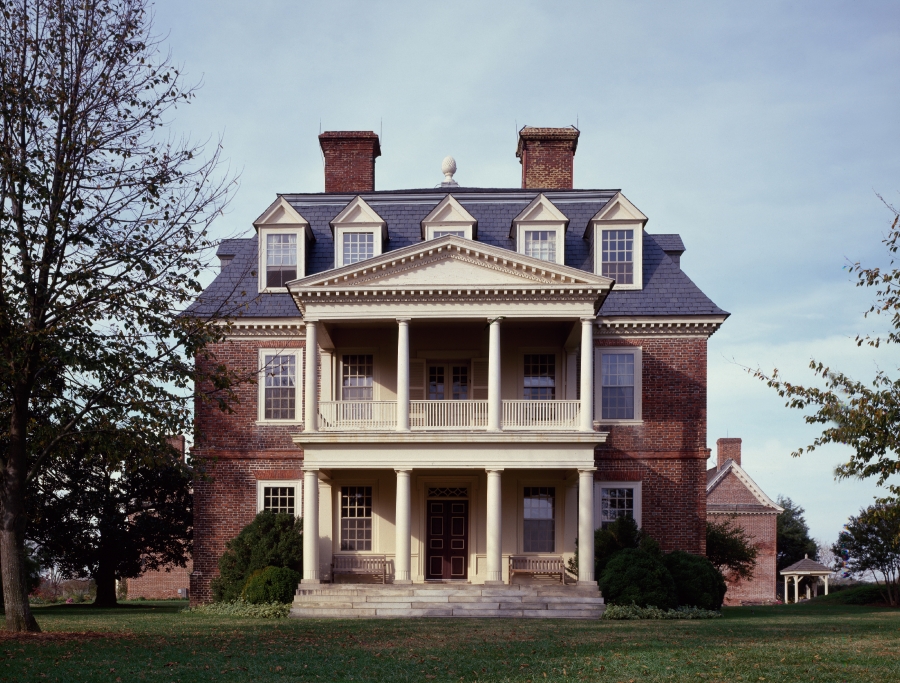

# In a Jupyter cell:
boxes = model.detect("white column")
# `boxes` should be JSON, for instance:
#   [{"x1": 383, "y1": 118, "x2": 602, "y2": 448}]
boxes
[
  {"x1": 487, "y1": 318, "x2": 502, "y2": 431},
  {"x1": 580, "y1": 317, "x2": 594, "y2": 432},
  {"x1": 304, "y1": 321, "x2": 319, "y2": 432},
  {"x1": 394, "y1": 469, "x2": 412, "y2": 584},
  {"x1": 485, "y1": 469, "x2": 503, "y2": 584},
  {"x1": 784, "y1": 576, "x2": 788, "y2": 603},
  {"x1": 793, "y1": 577, "x2": 799, "y2": 604},
  {"x1": 301, "y1": 469, "x2": 320, "y2": 583},
  {"x1": 824, "y1": 576, "x2": 829, "y2": 596},
  {"x1": 397, "y1": 319, "x2": 410, "y2": 432},
  {"x1": 578, "y1": 468, "x2": 597, "y2": 584}
]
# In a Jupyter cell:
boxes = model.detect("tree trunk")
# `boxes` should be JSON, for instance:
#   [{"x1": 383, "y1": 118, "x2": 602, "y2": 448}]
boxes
[{"x1": 93, "y1": 554, "x2": 118, "y2": 608}]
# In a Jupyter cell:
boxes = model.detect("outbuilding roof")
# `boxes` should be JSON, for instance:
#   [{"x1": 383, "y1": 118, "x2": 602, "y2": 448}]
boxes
[{"x1": 780, "y1": 557, "x2": 832, "y2": 575}]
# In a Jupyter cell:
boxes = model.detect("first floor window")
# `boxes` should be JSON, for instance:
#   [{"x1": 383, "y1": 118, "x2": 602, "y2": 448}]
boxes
[
  {"x1": 342, "y1": 354, "x2": 374, "y2": 401},
  {"x1": 266, "y1": 233, "x2": 298, "y2": 287},
  {"x1": 599, "y1": 487, "x2": 635, "y2": 529},
  {"x1": 601, "y1": 229, "x2": 634, "y2": 284},
  {"x1": 524, "y1": 354, "x2": 556, "y2": 400},
  {"x1": 524, "y1": 230, "x2": 557, "y2": 263},
  {"x1": 342, "y1": 232, "x2": 374, "y2": 265},
  {"x1": 264, "y1": 486, "x2": 296, "y2": 515},
  {"x1": 601, "y1": 352, "x2": 635, "y2": 419},
  {"x1": 523, "y1": 487, "x2": 555, "y2": 552},
  {"x1": 264, "y1": 354, "x2": 296, "y2": 420},
  {"x1": 341, "y1": 486, "x2": 372, "y2": 551}
]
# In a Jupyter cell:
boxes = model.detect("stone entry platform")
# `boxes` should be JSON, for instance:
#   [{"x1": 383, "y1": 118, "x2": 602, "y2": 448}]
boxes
[{"x1": 291, "y1": 583, "x2": 605, "y2": 619}]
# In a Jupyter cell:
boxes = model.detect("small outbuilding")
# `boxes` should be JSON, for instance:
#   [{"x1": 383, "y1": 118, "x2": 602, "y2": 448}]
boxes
[{"x1": 780, "y1": 555, "x2": 832, "y2": 603}]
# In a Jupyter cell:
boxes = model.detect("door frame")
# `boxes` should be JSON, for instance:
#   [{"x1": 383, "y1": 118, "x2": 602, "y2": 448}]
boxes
[
  {"x1": 424, "y1": 361, "x2": 472, "y2": 401},
  {"x1": 415, "y1": 474, "x2": 480, "y2": 583},
  {"x1": 425, "y1": 498, "x2": 470, "y2": 580}
]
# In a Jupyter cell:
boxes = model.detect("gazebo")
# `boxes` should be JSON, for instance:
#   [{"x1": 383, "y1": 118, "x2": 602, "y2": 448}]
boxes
[{"x1": 780, "y1": 555, "x2": 832, "y2": 603}]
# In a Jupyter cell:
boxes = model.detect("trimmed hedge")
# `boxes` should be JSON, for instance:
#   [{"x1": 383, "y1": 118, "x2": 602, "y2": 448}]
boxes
[
  {"x1": 242, "y1": 566, "x2": 301, "y2": 605},
  {"x1": 186, "y1": 599, "x2": 290, "y2": 619},
  {"x1": 599, "y1": 548, "x2": 678, "y2": 610},
  {"x1": 663, "y1": 550, "x2": 727, "y2": 611},
  {"x1": 603, "y1": 603, "x2": 722, "y2": 620}
]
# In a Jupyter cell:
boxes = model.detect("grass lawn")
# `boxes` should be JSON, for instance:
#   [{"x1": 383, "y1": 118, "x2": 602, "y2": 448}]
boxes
[{"x1": 2, "y1": 600, "x2": 898, "y2": 682}]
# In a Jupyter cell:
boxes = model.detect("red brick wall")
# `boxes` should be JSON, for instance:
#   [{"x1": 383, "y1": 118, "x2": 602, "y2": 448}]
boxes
[
  {"x1": 516, "y1": 127, "x2": 579, "y2": 189},
  {"x1": 596, "y1": 336, "x2": 709, "y2": 554},
  {"x1": 717, "y1": 437, "x2": 742, "y2": 468},
  {"x1": 191, "y1": 338, "x2": 305, "y2": 605},
  {"x1": 707, "y1": 472, "x2": 760, "y2": 507},
  {"x1": 319, "y1": 131, "x2": 380, "y2": 193},
  {"x1": 128, "y1": 562, "x2": 192, "y2": 600},
  {"x1": 708, "y1": 511, "x2": 778, "y2": 605}
]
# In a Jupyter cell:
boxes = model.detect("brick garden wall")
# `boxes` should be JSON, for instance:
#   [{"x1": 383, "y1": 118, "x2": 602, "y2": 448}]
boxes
[
  {"x1": 596, "y1": 336, "x2": 709, "y2": 554},
  {"x1": 128, "y1": 562, "x2": 192, "y2": 600}
]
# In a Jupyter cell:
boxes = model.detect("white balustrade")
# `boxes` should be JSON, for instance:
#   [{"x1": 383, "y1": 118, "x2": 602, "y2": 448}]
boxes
[
  {"x1": 502, "y1": 400, "x2": 581, "y2": 430},
  {"x1": 409, "y1": 400, "x2": 488, "y2": 429},
  {"x1": 318, "y1": 401, "x2": 397, "y2": 431}
]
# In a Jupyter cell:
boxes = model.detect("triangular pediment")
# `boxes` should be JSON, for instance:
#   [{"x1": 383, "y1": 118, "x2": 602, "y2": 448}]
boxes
[
  {"x1": 513, "y1": 194, "x2": 569, "y2": 224},
  {"x1": 252, "y1": 197, "x2": 313, "y2": 240},
  {"x1": 592, "y1": 192, "x2": 648, "y2": 223},
  {"x1": 331, "y1": 196, "x2": 386, "y2": 227},
  {"x1": 707, "y1": 460, "x2": 783, "y2": 511},
  {"x1": 421, "y1": 195, "x2": 477, "y2": 238},
  {"x1": 290, "y1": 235, "x2": 611, "y2": 289}
]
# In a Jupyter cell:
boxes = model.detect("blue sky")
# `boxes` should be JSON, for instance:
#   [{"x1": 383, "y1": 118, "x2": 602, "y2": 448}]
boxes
[{"x1": 155, "y1": 0, "x2": 900, "y2": 543}]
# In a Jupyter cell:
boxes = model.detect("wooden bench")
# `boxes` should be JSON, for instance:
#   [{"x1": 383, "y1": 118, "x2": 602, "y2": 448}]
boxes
[
  {"x1": 331, "y1": 554, "x2": 387, "y2": 584},
  {"x1": 508, "y1": 556, "x2": 567, "y2": 584}
]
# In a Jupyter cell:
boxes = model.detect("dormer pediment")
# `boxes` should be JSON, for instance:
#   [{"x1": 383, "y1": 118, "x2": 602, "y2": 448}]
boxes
[
  {"x1": 253, "y1": 197, "x2": 314, "y2": 240},
  {"x1": 584, "y1": 192, "x2": 647, "y2": 237},
  {"x1": 421, "y1": 195, "x2": 477, "y2": 239},
  {"x1": 330, "y1": 196, "x2": 388, "y2": 237},
  {"x1": 509, "y1": 193, "x2": 569, "y2": 237}
]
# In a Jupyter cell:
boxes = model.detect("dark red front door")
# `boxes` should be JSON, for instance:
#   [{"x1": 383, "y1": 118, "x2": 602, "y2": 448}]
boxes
[{"x1": 426, "y1": 500, "x2": 468, "y2": 580}]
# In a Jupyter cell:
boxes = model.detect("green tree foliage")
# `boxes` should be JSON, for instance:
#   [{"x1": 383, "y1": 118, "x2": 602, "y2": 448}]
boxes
[
  {"x1": 211, "y1": 512, "x2": 303, "y2": 603},
  {"x1": 663, "y1": 551, "x2": 727, "y2": 611},
  {"x1": 594, "y1": 515, "x2": 644, "y2": 578},
  {"x1": 27, "y1": 426, "x2": 192, "y2": 607},
  {"x1": 599, "y1": 548, "x2": 678, "y2": 610},
  {"x1": 242, "y1": 566, "x2": 302, "y2": 605},
  {"x1": 754, "y1": 202, "x2": 900, "y2": 498},
  {"x1": 706, "y1": 516, "x2": 759, "y2": 580},
  {"x1": 0, "y1": 0, "x2": 238, "y2": 630},
  {"x1": 833, "y1": 500, "x2": 900, "y2": 606},
  {"x1": 776, "y1": 496, "x2": 818, "y2": 572}
]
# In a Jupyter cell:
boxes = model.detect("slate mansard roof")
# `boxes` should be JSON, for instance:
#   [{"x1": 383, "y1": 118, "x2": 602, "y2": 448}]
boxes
[{"x1": 189, "y1": 187, "x2": 728, "y2": 319}]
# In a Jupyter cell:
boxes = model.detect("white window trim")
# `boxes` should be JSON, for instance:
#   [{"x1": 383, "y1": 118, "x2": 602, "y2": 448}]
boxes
[
  {"x1": 257, "y1": 348, "x2": 304, "y2": 424},
  {"x1": 517, "y1": 479, "x2": 563, "y2": 555},
  {"x1": 256, "y1": 480, "x2": 302, "y2": 517},
  {"x1": 592, "y1": 223, "x2": 643, "y2": 291},
  {"x1": 334, "y1": 481, "x2": 379, "y2": 555},
  {"x1": 337, "y1": 348, "x2": 379, "y2": 401},
  {"x1": 594, "y1": 346, "x2": 643, "y2": 424},
  {"x1": 334, "y1": 226, "x2": 383, "y2": 268},
  {"x1": 424, "y1": 225, "x2": 473, "y2": 241},
  {"x1": 517, "y1": 348, "x2": 562, "y2": 401},
  {"x1": 515, "y1": 223, "x2": 565, "y2": 265},
  {"x1": 257, "y1": 226, "x2": 306, "y2": 294},
  {"x1": 594, "y1": 481, "x2": 642, "y2": 530}
]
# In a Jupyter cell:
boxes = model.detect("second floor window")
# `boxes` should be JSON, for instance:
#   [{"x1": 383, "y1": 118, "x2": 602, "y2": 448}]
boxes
[
  {"x1": 523, "y1": 354, "x2": 555, "y2": 400},
  {"x1": 342, "y1": 232, "x2": 374, "y2": 265},
  {"x1": 524, "y1": 230, "x2": 557, "y2": 263},
  {"x1": 340, "y1": 486, "x2": 372, "y2": 551},
  {"x1": 264, "y1": 354, "x2": 296, "y2": 420},
  {"x1": 342, "y1": 354, "x2": 374, "y2": 401},
  {"x1": 601, "y1": 229, "x2": 634, "y2": 285},
  {"x1": 523, "y1": 487, "x2": 555, "y2": 552},
  {"x1": 266, "y1": 234, "x2": 298, "y2": 288},
  {"x1": 601, "y1": 352, "x2": 635, "y2": 419}
]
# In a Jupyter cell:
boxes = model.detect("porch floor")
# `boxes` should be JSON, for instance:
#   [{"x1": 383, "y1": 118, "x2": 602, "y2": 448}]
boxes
[{"x1": 291, "y1": 583, "x2": 604, "y2": 619}]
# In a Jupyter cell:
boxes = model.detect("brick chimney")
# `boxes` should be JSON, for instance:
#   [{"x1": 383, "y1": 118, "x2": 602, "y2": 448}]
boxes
[
  {"x1": 516, "y1": 126, "x2": 580, "y2": 189},
  {"x1": 318, "y1": 131, "x2": 381, "y2": 193},
  {"x1": 717, "y1": 438, "x2": 742, "y2": 470}
]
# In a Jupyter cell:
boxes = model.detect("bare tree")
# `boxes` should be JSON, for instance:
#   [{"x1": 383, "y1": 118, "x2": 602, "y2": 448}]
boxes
[{"x1": 0, "y1": 0, "x2": 239, "y2": 631}]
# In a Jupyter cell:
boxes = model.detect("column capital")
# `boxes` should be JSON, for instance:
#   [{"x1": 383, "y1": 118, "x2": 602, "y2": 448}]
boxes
[
  {"x1": 580, "y1": 316, "x2": 596, "y2": 324},
  {"x1": 304, "y1": 318, "x2": 319, "y2": 326},
  {"x1": 577, "y1": 467, "x2": 597, "y2": 474},
  {"x1": 394, "y1": 468, "x2": 412, "y2": 475},
  {"x1": 302, "y1": 466, "x2": 320, "y2": 473},
  {"x1": 485, "y1": 468, "x2": 505, "y2": 474},
  {"x1": 486, "y1": 316, "x2": 505, "y2": 325},
  {"x1": 396, "y1": 317, "x2": 411, "y2": 324}
]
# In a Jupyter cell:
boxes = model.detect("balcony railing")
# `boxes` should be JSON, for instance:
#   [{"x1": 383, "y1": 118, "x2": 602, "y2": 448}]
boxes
[
  {"x1": 317, "y1": 399, "x2": 583, "y2": 432},
  {"x1": 502, "y1": 400, "x2": 581, "y2": 430}
]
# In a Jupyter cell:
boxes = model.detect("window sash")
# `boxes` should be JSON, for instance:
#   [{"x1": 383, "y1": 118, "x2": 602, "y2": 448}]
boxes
[
  {"x1": 342, "y1": 232, "x2": 374, "y2": 265},
  {"x1": 601, "y1": 353, "x2": 635, "y2": 419},
  {"x1": 601, "y1": 229, "x2": 634, "y2": 284},
  {"x1": 600, "y1": 487, "x2": 635, "y2": 529},
  {"x1": 432, "y1": 229, "x2": 465, "y2": 238},
  {"x1": 342, "y1": 354, "x2": 374, "y2": 401},
  {"x1": 523, "y1": 354, "x2": 556, "y2": 400},
  {"x1": 264, "y1": 354, "x2": 296, "y2": 420},
  {"x1": 524, "y1": 230, "x2": 557, "y2": 263},
  {"x1": 523, "y1": 486, "x2": 555, "y2": 552},
  {"x1": 340, "y1": 486, "x2": 373, "y2": 551},
  {"x1": 266, "y1": 234, "x2": 298, "y2": 288},
  {"x1": 263, "y1": 486, "x2": 296, "y2": 515}
]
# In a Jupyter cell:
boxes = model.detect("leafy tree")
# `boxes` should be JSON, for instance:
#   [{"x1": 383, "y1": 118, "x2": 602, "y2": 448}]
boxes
[
  {"x1": 706, "y1": 516, "x2": 759, "y2": 580},
  {"x1": 776, "y1": 496, "x2": 818, "y2": 572},
  {"x1": 833, "y1": 500, "x2": 900, "y2": 606},
  {"x1": 27, "y1": 425, "x2": 192, "y2": 607},
  {"x1": 754, "y1": 201, "x2": 900, "y2": 497},
  {"x1": 599, "y1": 548, "x2": 678, "y2": 610},
  {"x1": 0, "y1": 0, "x2": 238, "y2": 630},
  {"x1": 242, "y1": 566, "x2": 302, "y2": 605},
  {"x1": 211, "y1": 512, "x2": 303, "y2": 603}
]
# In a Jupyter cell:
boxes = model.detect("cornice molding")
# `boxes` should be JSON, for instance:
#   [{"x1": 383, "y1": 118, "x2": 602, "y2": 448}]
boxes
[
  {"x1": 596, "y1": 317, "x2": 727, "y2": 338},
  {"x1": 216, "y1": 319, "x2": 305, "y2": 338}
]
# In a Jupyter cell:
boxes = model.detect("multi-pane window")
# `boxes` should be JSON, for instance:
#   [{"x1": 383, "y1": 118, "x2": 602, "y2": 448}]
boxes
[
  {"x1": 452, "y1": 366, "x2": 468, "y2": 400},
  {"x1": 266, "y1": 234, "x2": 297, "y2": 288},
  {"x1": 433, "y1": 229, "x2": 465, "y2": 238},
  {"x1": 340, "y1": 486, "x2": 372, "y2": 551},
  {"x1": 263, "y1": 486, "x2": 296, "y2": 515},
  {"x1": 601, "y1": 353, "x2": 635, "y2": 419},
  {"x1": 601, "y1": 229, "x2": 634, "y2": 285},
  {"x1": 524, "y1": 230, "x2": 557, "y2": 263},
  {"x1": 428, "y1": 366, "x2": 445, "y2": 400},
  {"x1": 524, "y1": 354, "x2": 555, "y2": 400},
  {"x1": 342, "y1": 232, "x2": 374, "y2": 265},
  {"x1": 342, "y1": 355, "x2": 374, "y2": 401},
  {"x1": 600, "y1": 487, "x2": 634, "y2": 529},
  {"x1": 523, "y1": 487, "x2": 555, "y2": 552},
  {"x1": 264, "y1": 354, "x2": 296, "y2": 420}
]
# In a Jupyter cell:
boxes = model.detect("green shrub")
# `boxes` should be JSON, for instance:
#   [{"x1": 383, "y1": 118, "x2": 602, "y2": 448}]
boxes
[
  {"x1": 210, "y1": 512, "x2": 303, "y2": 602},
  {"x1": 603, "y1": 603, "x2": 722, "y2": 620},
  {"x1": 186, "y1": 599, "x2": 290, "y2": 619},
  {"x1": 594, "y1": 516, "x2": 643, "y2": 578},
  {"x1": 242, "y1": 566, "x2": 301, "y2": 604},
  {"x1": 663, "y1": 550, "x2": 727, "y2": 610},
  {"x1": 599, "y1": 548, "x2": 678, "y2": 610}
]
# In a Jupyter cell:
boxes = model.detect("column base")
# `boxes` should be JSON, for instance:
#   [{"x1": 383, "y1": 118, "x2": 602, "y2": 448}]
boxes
[
  {"x1": 577, "y1": 580, "x2": 598, "y2": 587},
  {"x1": 483, "y1": 580, "x2": 505, "y2": 586},
  {"x1": 301, "y1": 578, "x2": 321, "y2": 585}
]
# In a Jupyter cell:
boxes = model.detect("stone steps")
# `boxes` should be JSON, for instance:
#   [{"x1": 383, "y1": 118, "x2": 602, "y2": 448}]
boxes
[{"x1": 291, "y1": 583, "x2": 604, "y2": 620}]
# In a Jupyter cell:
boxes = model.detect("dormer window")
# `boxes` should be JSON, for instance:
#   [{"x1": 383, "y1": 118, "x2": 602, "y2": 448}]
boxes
[
  {"x1": 587, "y1": 192, "x2": 647, "y2": 291},
  {"x1": 431, "y1": 229, "x2": 466, "y2": 239},
  {"x1": 252, "y1": 197, "x2": 312, "y2": 293},
  {"x1": 421, "y1": 195, "x2": 476, "y2": 241},
  {"x1": 331, "y1": 197, "x2": 387, "y2": 268},
  {"x1": 511, "y1": 194, "x2": 568, "y2": 265}
]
